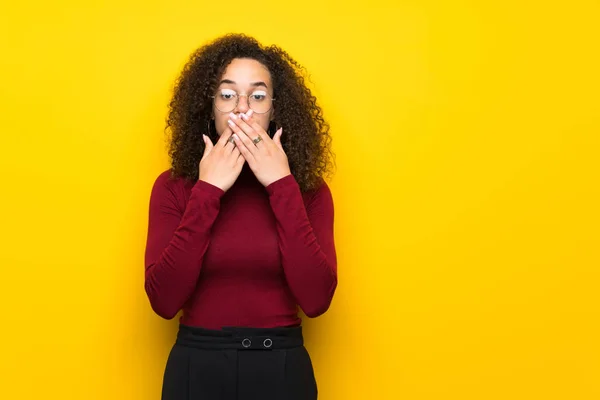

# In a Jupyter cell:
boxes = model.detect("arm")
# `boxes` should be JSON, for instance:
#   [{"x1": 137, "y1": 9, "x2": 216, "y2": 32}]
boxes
[
  {"x1": 144, "y1": 172, "x2": 225, "y2": 319},
  {"x1": 266, "y1": 174, "x2": 338, "y2": 317}
]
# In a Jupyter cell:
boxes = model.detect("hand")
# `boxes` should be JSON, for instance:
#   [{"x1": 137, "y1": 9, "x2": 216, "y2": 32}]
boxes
[
  {"x1": 198, "y1": 126, "x2": 245, "y2": 192},
  {"x1": 227, "y1": 110, "x2": 291, "y2": 187}
]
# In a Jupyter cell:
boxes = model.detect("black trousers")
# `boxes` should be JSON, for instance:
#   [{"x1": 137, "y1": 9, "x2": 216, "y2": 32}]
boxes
[{"x1": 161, "y1": 324, "x2": 318, "y2": 400}]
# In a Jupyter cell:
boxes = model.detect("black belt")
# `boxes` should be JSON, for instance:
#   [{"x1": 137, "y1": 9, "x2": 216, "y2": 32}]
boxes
[{"x1": 175, "y1": 323, "x2": 304, "y2": 350}]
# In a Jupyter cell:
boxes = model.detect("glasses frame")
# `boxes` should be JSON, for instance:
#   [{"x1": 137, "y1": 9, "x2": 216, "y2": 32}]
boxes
[{"x1": 210, "y1": 91, "x2": 276, "y2": 114}]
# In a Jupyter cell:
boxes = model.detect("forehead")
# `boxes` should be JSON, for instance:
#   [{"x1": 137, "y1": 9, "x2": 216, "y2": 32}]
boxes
[{"x1": 220, "y1": 58, "x2": 272, "y2": 85}]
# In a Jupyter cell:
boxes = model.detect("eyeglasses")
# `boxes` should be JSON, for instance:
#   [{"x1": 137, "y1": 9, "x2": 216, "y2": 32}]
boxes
[{"x1": 211, "y1": 88, "x2": 275, "y2": 114}]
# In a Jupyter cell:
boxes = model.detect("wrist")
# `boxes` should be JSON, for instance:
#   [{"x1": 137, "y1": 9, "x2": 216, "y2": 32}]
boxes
[
  {"x1": 197, "y1": 178, "x2": 226, "y2": 195},
  {"x1": 265, "y1": 173, "x2": 296, "y2": 195}
]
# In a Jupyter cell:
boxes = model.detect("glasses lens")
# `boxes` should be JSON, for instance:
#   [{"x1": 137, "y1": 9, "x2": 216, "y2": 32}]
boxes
[
  {"x1": 214, "y1": 89, "x2": 237, "y2": 113},
  {"x1": 213, "y1": 90, "x2": 273, "y2": 113},
  {"x1": 248, "y1": 92, "x2": 272, "y2": 114}
]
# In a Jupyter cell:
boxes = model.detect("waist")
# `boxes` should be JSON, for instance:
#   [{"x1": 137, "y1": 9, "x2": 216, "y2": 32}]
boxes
[
  {"x1": 180, "y1": 282, "x2": 302, "y2": 329},
  {"x1": 175, "y1": 323, "x2": 304, "y2": 350}
]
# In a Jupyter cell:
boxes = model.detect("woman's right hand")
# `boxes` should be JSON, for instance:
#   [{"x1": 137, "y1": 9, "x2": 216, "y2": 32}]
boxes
[{"x1": 199, "y1": 127, "x2": 245, "y2": 192}]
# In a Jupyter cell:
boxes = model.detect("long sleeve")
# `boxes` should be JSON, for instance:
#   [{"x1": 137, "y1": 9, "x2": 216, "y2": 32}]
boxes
[
  {"x1": 144, "y1": 172, "x2": 225, "y2": 319},
  {"x1": 266, "y1": 174, "x2": 338, "y2": 318}
]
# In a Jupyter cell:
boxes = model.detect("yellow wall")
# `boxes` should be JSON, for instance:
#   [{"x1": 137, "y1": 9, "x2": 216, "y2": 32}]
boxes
[{"x1": 1, "y1": 1, "x2": 598, "y2": 399}]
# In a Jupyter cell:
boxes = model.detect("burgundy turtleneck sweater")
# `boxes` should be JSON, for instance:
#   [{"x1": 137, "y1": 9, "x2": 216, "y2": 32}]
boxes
[{"x1": 144, "y1": 164, "x2": 337, "y2": 329}]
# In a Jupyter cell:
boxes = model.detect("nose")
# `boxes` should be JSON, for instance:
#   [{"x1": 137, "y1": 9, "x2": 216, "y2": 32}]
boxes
[{"x1": 234, "y1": 95, "x2": 250, "y2": 114}]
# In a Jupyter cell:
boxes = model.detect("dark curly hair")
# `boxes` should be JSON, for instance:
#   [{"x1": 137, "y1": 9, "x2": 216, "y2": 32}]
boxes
[{"x1": 165, "y1": 33, "x2": 335, "y2": 193}]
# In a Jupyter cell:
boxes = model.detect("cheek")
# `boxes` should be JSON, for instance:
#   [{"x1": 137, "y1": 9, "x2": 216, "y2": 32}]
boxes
[
  {"x1": 213, "y1": 112, "x2": 229, "y2": 136},
  {"x1": 254, "y1": 115, "x2": 270, "y2": 132}
]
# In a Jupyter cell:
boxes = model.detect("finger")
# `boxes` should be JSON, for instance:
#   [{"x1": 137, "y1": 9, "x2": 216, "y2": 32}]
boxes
[
  {"x1": 228, "y1": 118, "x2": 259, "y2": 156},
  {"x1": 216, "y1": 126, "x2": 233, "y2": 149},
  {"x1": 240, "y1": 111, "x2": 269, "y2": 142},
  {"x1": 229, "y1": 143, "x2": 241, "y2": 159},
  {"x1": 234, "y1": 145, "x2": 245, "y2": 161},
  {"x1": 233, "y1": 133, "x2": 257, "y2": 167},
  {"x1": 229, "y1": 113, "x2": 262, "y2": 144},
  {"x1": 224, "y1": 135, "x2": 237, "y2": 154},
  {"x1": 273, "y1": 128, "x2": 284, "y2": 151},
  {"x1": 236, "y1": 151, "x2": 245, "y2": 168},
  {"x1": 202, "y1": 134, "x2": 213, "y2": 158}
]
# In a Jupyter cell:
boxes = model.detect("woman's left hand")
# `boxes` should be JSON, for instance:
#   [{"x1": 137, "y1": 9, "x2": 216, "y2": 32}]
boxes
[{"x1": 228, "y1": 111, "x2": 291, "y2": 187}]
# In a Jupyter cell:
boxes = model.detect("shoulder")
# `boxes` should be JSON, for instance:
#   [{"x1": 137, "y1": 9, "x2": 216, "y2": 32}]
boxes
[
  {"x1": 149, "y1": 169, "x2": 193, "y2": 205},
  {"x1": 152, "y1": 169, "x2": 195, "y2": 190},
  {"x1": 302, "y1": 177, "x2": 334, "y2": 207},
  {"x1": 151, "y1": 169, "x2": 178, "y2": 193},
  {"x1": 306, "y1": 176, "x2": 332, "y2": 196},
  {"x1": 153, "y1": 169, "x2": 174, "y2": 186}
]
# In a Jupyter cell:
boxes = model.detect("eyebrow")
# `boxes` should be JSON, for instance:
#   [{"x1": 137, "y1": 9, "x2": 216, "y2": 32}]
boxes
[{"x1": 219, "y1": 79, "x2": 268, "y2": 88}]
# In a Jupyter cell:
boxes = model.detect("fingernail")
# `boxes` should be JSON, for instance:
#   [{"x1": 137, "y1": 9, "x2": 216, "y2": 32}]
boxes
[
  {"x1": 233, "y1": 134, "x2": 239, "y2": 140},
  {"x1": 246, "y1": 109, "x2": 254, "y2": 117},
  {"x1": 278, "y1": 128, "x2": 283, "y2": 135},
  {"x1": 241, "y1": 113, "x2": 249, "y2": 121},
  {"x1": 227, "y1": 119, "x2": 235, "y2": 127},
  {"x1": 229, "y1": 112, "x2": 237, "y2": 120}
]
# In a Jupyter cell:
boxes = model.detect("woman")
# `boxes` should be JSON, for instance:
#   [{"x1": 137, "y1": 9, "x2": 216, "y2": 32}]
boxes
[{"x1": 144, "y1": 33, "x2": 337, "y2": 400}]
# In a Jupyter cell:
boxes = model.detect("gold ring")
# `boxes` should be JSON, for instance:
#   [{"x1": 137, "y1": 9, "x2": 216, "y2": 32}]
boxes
[{"x1": 253, "y1": 136, "x2": 263, "y2": 145}]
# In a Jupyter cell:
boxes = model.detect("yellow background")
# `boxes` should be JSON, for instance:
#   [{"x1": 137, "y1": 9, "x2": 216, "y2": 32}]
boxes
[{"x1": 1, "y1": 1, "x2": 599, "y2": 399}]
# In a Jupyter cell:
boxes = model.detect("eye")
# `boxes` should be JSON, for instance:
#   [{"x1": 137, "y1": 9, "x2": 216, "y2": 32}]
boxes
[
  {"x1": 219, "y1": 89, "x2": 237, "y2": 100},
  {"x1": 250, "y1": 90, "x2": 268, "y2": 101}
]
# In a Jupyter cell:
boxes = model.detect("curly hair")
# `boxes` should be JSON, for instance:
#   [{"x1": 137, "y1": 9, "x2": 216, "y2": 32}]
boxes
[{"x1": 165, "y1": 33, "x2": 335, "y2": 193}]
